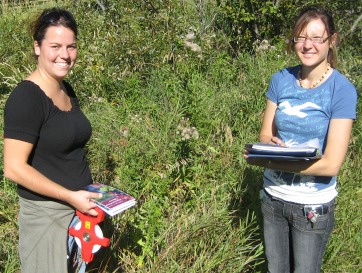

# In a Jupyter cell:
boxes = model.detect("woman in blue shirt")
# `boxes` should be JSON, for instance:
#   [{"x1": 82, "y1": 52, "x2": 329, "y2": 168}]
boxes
[{"x1": 246, "y1": 5, "x2": 357, "y2": 273}]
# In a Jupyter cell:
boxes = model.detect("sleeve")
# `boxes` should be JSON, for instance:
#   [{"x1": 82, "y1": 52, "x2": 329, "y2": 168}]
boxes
[
  {"x1": 4, "y1": 82, "x2": 47, "y2": 144},
  {"x1": 331, "y1": 78, "x2": 357, "y2": 120},
  {"x1": 266, "y1": 71, "x2": 282, "y2": 103},
  {"x1": 266, "y1": 67, "x2": 299, "y2": 103}
]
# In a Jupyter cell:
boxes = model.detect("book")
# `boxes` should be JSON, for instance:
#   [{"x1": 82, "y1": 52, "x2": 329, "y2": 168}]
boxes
[
  {"x1": 245, "y1": 139, "x2": 321, "y2": 160},
  {"x1": 85, "y1": 183, "x2": 136, "y2": 217},
  {"x1": 245, "y1": 153, "x2": 321, "y2": 161}
]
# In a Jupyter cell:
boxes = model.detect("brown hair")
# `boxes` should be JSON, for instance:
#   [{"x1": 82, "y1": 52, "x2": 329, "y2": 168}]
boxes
[
  {"x1": 288, "y1": 6, "x2": 338, "y2": 68},
  {"x1": 31, "y1": 8, "x2": 77, "y2": 46}
]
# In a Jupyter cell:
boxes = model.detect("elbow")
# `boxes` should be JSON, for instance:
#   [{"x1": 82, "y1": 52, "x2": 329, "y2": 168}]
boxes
[
  {"x1": 4, "y1": 166, "x2": 13, "y2": 181},
  {"x1": 304, "y1": 159, "x2": 341, "y2": 177},
  {"x1": 328, "y1": 169, "x2": 340, "y2": 177},
  {"x1": 324, "y1": 162, "x2": 341, "y2": 177},
  {"x1": 313, "y1": 155, "x2": 343, "y2": 177},
  {"x1": 3, "y1": 163, "x2": 18, "y2": 182}
]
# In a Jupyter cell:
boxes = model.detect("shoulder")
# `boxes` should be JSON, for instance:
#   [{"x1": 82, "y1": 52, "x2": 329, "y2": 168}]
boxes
[
  {"x1": 4, "y1": 81, "x2": 50, "y2": 142},
  {"x1": 332, "y1": 70, "x2": 356, "y2": 87},
  {"x1": 327, "y1": 70, "x2": 357, "y2": 118},
  {"x1": 331, "y1": 70, "x2": 357, "y2": 97},
  {"x1": 9, "y1": 80, "x2": 46, "y2": 100},
  {"x1": 5, "y1": 81, "x2": 50, "y2": 113},
  {"x1": 268, "y1": 65, "x2": 299, "y2": 88},
  {"x1": 271, "y1": 65, "x2": 299, "y2": 81}
]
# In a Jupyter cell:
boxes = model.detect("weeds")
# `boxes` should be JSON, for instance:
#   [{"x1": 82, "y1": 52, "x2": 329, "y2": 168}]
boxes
[{"x1": 0, "y1": 1, "x2": 361, "y2": 272}]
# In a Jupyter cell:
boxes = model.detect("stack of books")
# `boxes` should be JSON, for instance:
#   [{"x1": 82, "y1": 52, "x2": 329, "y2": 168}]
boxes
[
  {"x1": 85, "y1": 183, "x2": 136, "y2": 216},
  {"x1": 245, "y1": 141, "x2": 321, "y2": 161}
]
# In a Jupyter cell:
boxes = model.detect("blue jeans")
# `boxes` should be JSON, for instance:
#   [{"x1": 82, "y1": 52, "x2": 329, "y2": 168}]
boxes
[
  {"x1": 68, "y1": 216, "x2": 87, "y2": 273},
  {"x1": 261, "y1": 190, "x2": 335, "y2": 273}
]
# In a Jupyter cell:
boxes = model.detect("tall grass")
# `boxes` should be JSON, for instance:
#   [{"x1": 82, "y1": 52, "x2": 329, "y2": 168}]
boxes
[{"x1": 0, "y1": 1, "x2": 361, "y2": 272}]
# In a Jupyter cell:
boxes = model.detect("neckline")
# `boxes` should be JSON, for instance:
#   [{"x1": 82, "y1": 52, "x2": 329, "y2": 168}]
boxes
[
  {"x1": 295, "y1": 66, "x2": 334, "y2": 90},
  {"x1": 298, "y1": 64, "x2": 330, "y2": 89},
  {"x1": 23, "y1": 80, "x2": 75, "y2": 113}
]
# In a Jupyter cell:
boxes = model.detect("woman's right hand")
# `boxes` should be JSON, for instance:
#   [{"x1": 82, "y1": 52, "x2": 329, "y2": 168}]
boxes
[
  {"x1": 268, "y1": 136, "x2": 286, "y2": 146},
  {"x1": 67, "y1": 190, "x2": 103, "y2": 216}
]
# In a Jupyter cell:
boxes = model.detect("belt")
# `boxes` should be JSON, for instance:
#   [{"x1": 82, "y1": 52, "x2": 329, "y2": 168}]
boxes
[{"x1": 263, "y1": 189, "x2": 331, "y2": 215}]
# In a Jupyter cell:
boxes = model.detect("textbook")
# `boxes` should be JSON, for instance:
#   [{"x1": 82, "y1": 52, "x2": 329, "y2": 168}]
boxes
[
  {"x1": 245, "y1": 139, "x2": 321, "y2": 160},
  {"x1": 85, "y1": 183, "x2": 136, "y2": 216}
]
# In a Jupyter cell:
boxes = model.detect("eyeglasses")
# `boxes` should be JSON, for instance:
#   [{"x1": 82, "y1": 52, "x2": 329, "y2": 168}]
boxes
[
  {"x1": 293, "y1": 35, "x2": 331, "y2": 44},
  {"x1": 41, "y1": 10, "x2": 76, "y2": 25}
]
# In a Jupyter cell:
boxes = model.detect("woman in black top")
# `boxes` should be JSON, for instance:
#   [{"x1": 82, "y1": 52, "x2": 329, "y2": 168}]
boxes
[{"x1": 3, "y1": 8, "x2": 101, "y2": 273}]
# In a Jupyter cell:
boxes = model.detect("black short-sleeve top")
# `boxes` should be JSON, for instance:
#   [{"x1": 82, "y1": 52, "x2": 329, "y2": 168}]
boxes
[{"x1": 4, "y1": 80, "x2": 93, "y2": 201}]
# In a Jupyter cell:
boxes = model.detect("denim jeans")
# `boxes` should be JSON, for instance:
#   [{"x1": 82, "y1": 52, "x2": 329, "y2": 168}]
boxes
[
  {"x1": 68, "y1": 216, "x2": 87, "y2": 273},
  {"x1": 261, "y1": 190, "x2": 335, "y2": 273}
]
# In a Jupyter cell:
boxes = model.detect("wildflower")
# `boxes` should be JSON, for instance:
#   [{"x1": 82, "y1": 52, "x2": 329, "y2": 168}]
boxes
[
  {"x1": 254, "y1": 39, "x2": 275, "y2": 53},
  {"x1": 121, "y1": 126, "x2": 128, "y2": 137},
  {"x1": 184, "y1": 32, "x2": 202, "y2": 53},
  {"x1": 157, "y1": 172, "x2": 166, "y2": 179},
  {"x1": 130, "y1": 114, "x2": 142, "y2": 123},
  {"x1": 177, "y1": 118, "x2": 199, "y2": 141},
  {"x1": 185, "y1": 33, "x2": 195, "y2": 41}
]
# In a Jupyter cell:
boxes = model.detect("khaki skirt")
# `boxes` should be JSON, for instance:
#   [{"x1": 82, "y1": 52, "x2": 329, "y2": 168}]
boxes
[{"x1": 18, "y1": 197, "x2": 75, "y2": 273}]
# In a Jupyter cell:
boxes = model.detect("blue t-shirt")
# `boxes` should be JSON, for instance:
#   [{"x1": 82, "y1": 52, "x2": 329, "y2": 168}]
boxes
[{"x1": 263, "y1": 65, "x2": 357, "y2": 204}]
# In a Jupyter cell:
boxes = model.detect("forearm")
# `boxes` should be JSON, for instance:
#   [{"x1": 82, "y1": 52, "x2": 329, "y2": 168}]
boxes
[
  {"x1": 4, "y1": 162, "x2": 72, "y2": 203},
  {"x1": 4, "y1": 162, "x2": 103, "y2": 216},
  {"x1": 3, "y1": 138, "x2": 101, "y2": 216},
  {"x1": 266, "y1": 120, "x2": 352, "y2": 177},
  {"x1": 267, "y1": 155, "x2": 342, "y2": 177}
]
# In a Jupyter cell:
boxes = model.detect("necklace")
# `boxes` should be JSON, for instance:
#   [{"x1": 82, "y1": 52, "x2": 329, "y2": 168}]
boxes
[{"x1": 299, "y1": 64, "x2": 330, "y2": 89}]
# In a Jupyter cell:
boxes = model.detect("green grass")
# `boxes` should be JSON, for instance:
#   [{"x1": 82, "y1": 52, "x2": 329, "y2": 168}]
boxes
[{"x1": 0, "y1": 1, "x2": 361, "y2": 272}]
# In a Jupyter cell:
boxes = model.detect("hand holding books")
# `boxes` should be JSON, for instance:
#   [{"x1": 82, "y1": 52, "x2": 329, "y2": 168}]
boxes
[
  {"x1": 84, "y1": 183, "x2": 136, "y2": 217},
  {"x1": 68, "y1": 183, "x2": 136, "y2": 263}
]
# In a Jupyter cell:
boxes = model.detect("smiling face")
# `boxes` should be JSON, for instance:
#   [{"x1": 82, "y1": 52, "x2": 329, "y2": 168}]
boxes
[
  {"x1": 34, "y1": 26, "x2": 77, "y2": 81},
  {"x1": 294, "y1": 18, "x2": 335, "y2": 69}
]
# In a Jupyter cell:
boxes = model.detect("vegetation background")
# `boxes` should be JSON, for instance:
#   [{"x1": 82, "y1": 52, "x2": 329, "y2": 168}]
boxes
[{"x1": 0, "y1": 0, "x2": 361, "y2": 272}]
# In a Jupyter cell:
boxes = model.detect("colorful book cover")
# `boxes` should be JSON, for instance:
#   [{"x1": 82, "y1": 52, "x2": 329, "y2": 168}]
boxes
[{"x1": 85, "y1": 183, "x2": 136, "y2": 216}]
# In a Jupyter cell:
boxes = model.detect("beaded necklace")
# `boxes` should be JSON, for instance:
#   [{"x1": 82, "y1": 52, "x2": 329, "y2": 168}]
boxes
[{"x1": 298, "y1": 64, "x2": 330, "y2": 89}]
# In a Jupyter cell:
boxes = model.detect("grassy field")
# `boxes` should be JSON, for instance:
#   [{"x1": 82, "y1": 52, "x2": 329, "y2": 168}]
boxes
[{"x1": 0, "y1": 1, "x2": 361, "y2": 272}]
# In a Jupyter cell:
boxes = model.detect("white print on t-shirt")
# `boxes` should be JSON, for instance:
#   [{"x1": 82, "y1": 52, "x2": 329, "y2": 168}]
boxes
[
  {"x1": 279, "y1": 101, "x2": 321, "y2": 118},
  {"x1": 266, "y1": 168, "x2": 315, "y2": 186}
]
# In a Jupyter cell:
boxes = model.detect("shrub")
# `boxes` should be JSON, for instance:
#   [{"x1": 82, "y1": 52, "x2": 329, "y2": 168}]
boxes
[{"x1": 0, "y1": 1, "x2": 361, "y2": 272}]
